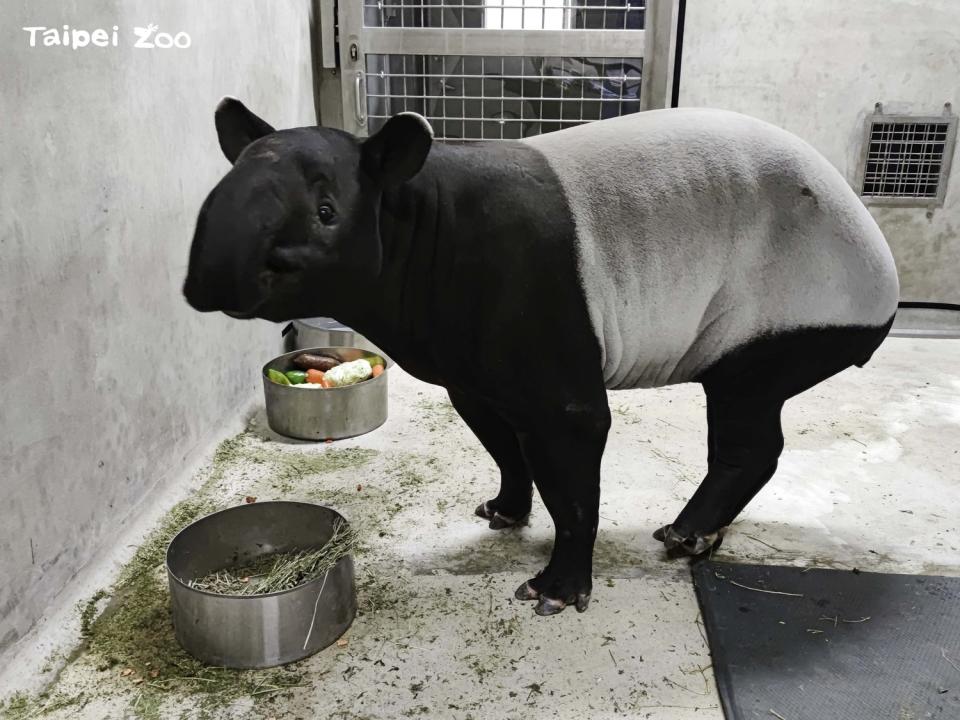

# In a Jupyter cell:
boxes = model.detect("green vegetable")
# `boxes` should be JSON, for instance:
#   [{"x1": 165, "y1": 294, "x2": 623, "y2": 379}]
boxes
[
  {"x1": 366, "y1": 355, "x2": 384, "y2": 367},
  {"x1": 267, "y1": 369, "x2": 291, "y2": 385},
  {"x1": 285, "y1": 370, "x2": 308, "y2": 384}
]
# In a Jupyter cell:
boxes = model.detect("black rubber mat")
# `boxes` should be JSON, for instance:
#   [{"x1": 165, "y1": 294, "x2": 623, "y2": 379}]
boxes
[{"x1": 693, "y1": 561, "x2": 960, "y2": 720}]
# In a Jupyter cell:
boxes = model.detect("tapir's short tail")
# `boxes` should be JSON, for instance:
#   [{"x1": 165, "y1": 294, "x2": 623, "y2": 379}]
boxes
[{"x1": 854, "y1": 312, "x2": 897, "y2": 368}]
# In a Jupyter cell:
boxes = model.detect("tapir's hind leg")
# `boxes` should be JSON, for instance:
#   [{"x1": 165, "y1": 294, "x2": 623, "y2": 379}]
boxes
[
  {"x1": 654, "y1": 392, "x2": 784, "y2": 555},
  {"x1": 655, "y1": 319, "x2": 895, "y2": 555},
  {"x1": 448, "y1": 390, "x2": 533, "y2": 529}
]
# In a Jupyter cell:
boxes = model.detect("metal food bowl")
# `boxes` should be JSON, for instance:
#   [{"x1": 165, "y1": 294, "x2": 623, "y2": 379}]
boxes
[
  {"x1": 166, "y1": 501, "x2": 356, "y2": 669},
  {"x1": 284, "y1": 317, "x2": 387, "y2": 359},
  {"x1": 263, "y1": 346, "x2": 389, "y2": 441}
]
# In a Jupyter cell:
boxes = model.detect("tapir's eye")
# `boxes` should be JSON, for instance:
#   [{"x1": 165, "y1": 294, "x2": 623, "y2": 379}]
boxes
[{"x1": 317, "y1": 204, "x2": 336, "y2": 225}]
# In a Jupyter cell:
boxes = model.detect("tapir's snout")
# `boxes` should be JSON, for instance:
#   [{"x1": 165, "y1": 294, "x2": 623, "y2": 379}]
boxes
[
  {"x1": 182, "y1": 274, "x2": 216, "y2": 312},
  {"x1": 182, "y1": 237, "x2": 265, "y2": 317},
  {"x1": 182, "y1": 271, "x2": 237, "y2": 314},
  {"x1": 183, "y1": 169, "x2": 283, "y2": 317}
]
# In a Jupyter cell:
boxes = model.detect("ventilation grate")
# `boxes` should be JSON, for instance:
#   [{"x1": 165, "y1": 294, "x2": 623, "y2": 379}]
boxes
[
  {"x1": 860, "y1": 113, "x2": 957, "y2": 205},
  {"x1": 365, "y1": 53, "x2": 642, "y2": 140},
  {"x1": 363, "y1": 0, "x2": 645, "y2": 30}
]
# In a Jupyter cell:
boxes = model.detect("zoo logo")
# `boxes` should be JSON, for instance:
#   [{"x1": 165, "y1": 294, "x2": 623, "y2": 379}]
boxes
[
  {"x1": 22, "y1": 24, "x2": 191, "y2": 50},
  {"x1": 133, "y1": 24, "x2": 191, "y2": 49}
]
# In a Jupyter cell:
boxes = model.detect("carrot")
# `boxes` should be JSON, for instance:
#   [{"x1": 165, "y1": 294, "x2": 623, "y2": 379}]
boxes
[
  {"x1": 321, "y1": 377, "x2": 332, "y2": 389},
  {"x1": 306, "y1": 368, "x2": 325, "y2": 384},
  {"x1": 372, "y1": 364, "x2": 384, "y2": 378}
]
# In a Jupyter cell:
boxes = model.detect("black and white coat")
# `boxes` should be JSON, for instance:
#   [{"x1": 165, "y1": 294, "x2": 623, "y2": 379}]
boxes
[
  {"x1": 185, "y1": 102, "x2": 899, "y2": 616},
  {"x1": 526, "y1": 109, "x2": 898, "y2": 389}
]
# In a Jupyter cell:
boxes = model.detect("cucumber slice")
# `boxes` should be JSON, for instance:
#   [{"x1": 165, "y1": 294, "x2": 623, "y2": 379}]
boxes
[{"x1": 267, "y1": 369, "x2": 292, "y2": 385}]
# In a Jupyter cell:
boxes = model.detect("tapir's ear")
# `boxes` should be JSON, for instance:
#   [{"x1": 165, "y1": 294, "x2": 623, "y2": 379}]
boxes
[
  {"x1": 361, "y1": 112, "x2": 433, "y2": 185},
  {"x1": 214, "y1": 97, "x2": 276, "y2": 164}
]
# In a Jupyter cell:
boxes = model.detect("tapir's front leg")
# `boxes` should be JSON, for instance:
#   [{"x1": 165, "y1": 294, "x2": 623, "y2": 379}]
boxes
[
  {"x1": 448, "y1": 389, "x2": 533, "y2": 528},
  {"x1": 513, "y1": 403, "x2": 610, "y2": 616}
]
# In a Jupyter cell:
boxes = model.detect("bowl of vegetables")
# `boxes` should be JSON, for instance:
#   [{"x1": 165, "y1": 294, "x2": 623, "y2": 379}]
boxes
[{"x1": 262, "y1": 346, "x2": 388, "y2": 441}]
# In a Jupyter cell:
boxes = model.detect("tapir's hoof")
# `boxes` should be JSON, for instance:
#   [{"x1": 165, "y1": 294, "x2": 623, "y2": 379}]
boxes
[
  {"x1": 515, "y1": 581, "x2": 540, "y2": 601},
  {"x1": 654, "y1": 524, "x2": 724, "y2": 557},
  {"x1": 514, "y1": 580, "x2": 591, "y2": 616},
  {"x1": 475, "y1": 501, "x2": 528, "y2": 530}
]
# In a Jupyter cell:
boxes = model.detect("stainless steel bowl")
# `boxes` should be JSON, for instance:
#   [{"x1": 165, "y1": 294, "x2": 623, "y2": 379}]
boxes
[
  {"x1": 263, "y1": 346, "x2": 388, "y2": 441},
  {"x1": 166, "y1": 501, "x2": 356, "y2": 669},
  {"x1": 285, "y1": 317, "x2": 387, "y2": 358}
]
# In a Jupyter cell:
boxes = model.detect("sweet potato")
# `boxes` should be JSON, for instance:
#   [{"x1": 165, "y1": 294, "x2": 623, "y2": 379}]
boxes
[{"x1": 293, "y1": 353, "x2": 341, "y2": 372}]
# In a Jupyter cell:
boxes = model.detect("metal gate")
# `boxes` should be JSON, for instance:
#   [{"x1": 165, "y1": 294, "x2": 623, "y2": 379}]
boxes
[{"x1": 318, "y1": 1, "x2": 679, "y2": 140}]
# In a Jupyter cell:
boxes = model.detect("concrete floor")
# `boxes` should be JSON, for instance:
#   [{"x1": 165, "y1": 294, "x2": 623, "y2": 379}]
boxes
[{"x1": 2, "y1": 336, "x2": 959, "y2": 719}]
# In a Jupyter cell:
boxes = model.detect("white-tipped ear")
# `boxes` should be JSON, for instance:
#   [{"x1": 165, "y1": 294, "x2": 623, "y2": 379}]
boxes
[
  {"x1": 214, "y1": 97, "x2": 276, "y2": 164},
  {"x1": 396, "y1": 112, "x2": 434, "y2": 139},
  {"x1": 361, "y1": 113, "x2": 434, "y2": 185}
]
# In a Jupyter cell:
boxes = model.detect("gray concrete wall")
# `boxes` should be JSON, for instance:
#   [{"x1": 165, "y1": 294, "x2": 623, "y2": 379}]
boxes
[
  {"x1": 679, "y1": 0, "x2": 960, "y2": 304},
  {"x1": 0, "y1": 0, "x2": 316, "y2": 654}
]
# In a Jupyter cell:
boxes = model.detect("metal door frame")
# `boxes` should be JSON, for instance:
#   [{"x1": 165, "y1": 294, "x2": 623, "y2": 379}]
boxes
[{"x1": 322, "y1": 1, "x2": 679, "y2": 137}]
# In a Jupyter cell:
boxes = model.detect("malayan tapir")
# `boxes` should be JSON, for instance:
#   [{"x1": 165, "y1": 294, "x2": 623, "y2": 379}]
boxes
[{"x1": 183, "y1": 98, "x2": 899, "y2": 616}]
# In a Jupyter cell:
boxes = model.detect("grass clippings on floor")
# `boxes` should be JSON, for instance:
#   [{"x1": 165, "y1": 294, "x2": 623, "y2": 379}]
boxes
[{"x1": 0, "y1": 430, "x2": 380, "y2": 720}]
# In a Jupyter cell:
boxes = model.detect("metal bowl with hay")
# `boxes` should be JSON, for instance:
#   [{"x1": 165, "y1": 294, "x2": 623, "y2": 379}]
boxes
[{"x1": 166, "y1": 501, "x2": 357, "y2": 668}]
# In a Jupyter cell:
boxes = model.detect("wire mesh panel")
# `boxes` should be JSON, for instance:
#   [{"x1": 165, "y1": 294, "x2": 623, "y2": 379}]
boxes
[
  {"x1": 363, "y1": 1, "x2": 645, "y2": 30},
  {"x1": 337, "y1": 0, "x2": 657, "y2": 136},
  {"x1": 860, "y1": 115, "x2": 957, "y2": 206},
  {"x1": 365, "y1": 53, "x2": 642, "y2": 139}
]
